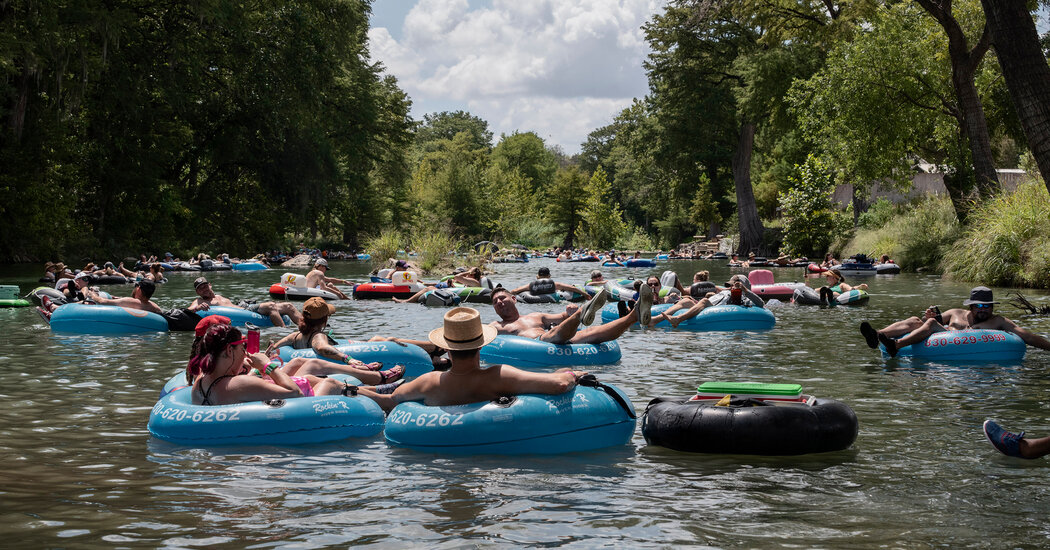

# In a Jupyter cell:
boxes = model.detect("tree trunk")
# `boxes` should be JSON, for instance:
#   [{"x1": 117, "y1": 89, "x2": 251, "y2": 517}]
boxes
[
  {"x1": 733, "y1": 120, "x2": 764, "y2": 255},
  {"x1": 916, "y1": 0, "x2": 1000, "y2": 196},
  {"x1": 952, "y1": 63, "x2": 1000, "y2": 196},
  {"x1": 981, "y1": 0, "x2": 1050, "y2": 190}
]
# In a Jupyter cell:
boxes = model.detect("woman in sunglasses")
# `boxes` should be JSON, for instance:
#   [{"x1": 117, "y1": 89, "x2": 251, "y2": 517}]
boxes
[
  {"x1": 189, "y1": 318, "x2": 352, "y2": 406},
  {"x1": 860, "y1": 286, "x2": 1050, "y2": 357}
]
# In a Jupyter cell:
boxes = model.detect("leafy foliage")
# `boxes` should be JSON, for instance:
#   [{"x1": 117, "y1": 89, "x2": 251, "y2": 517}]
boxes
[
  {"x1": 580, "y1": 167, "x2": 627, "y2": 249},
  {"x1": 779, "y1": 156, "x2": 848, "y2": 257}
]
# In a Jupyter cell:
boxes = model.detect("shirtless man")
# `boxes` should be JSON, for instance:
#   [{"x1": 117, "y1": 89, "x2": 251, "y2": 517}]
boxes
[
  {"x1": 188, "y1": 277, "x2": 302, "y2": 327},
  {"x1": 357, "y1": 307, "x2": 588, "y2": 412},
  {"x1": 305, "y1": 259, "x2": 350, "y2": 300},
  {"x1": 489, "y1": 285, "x2": 650, "y2": 344},
  {"x1": 83, "y1": 280, "x2": 163, "y2": 313},
  {"x1": 860, "y1": 286, "x2": 1050, "y2": 357}
]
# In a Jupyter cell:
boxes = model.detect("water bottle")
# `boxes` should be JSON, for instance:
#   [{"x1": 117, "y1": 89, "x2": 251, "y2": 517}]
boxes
[{"x1": 245, "y1": 323, "x2": 260, "y2": 354}]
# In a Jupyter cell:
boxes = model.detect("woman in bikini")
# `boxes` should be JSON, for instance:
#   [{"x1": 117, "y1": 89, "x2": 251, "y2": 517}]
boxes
[{"x1": 189, "y1": 319, "x2": 354, "y2": 406}]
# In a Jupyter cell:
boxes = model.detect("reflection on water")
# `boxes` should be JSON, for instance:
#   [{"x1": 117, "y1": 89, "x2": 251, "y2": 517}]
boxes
[{"x1": 2, "y1": 260, "x2": 1050, "y2": 546}]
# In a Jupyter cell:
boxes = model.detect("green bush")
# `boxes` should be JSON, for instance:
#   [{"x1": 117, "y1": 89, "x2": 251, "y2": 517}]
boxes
[
  {"x1": 856, "y1": 198, "x2": 898, "y2": 229},
  {"x1": 943, "y1": 181, "x2": 1050, "y2": 287},
  {"x1": 363, "y1": 230, "x2": 405, "y2": 271},
  {"x1": 843, "y1": 195, "x2": 960, "y2": 272}
]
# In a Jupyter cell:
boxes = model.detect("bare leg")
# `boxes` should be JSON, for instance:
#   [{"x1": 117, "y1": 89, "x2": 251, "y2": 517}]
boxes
[
  {"x1": 393, "y1": 288, "x2": 429, "y2": 303},
  {"x1": 895, "y1": 318, "x2": 946, "y2": 348},
  {"x1": 282, "y1": 357, "x2": 389, "y2": 385},
  {"x1": 255, "y1": 302, "x2": 285, "y2": 327},
  {"x1": 539, "y1": 308, "x2": 584, "y2": 344},
  {"x1": 649, "y1": 297, "x2": 696, "y2": 327},
  {"x1": 568, "y1": 305, "x2": 642, "y2": 344},
  {"x1": 276, "y1": 302, "x2": 302, "y2": 325},
  {"x1": 878, "y1": 317, "x2": 925, "y2": 338},
  {"x1": 665, "y1": 298, "x2": 712, "y2": 328},
  {"x1": 1021, "y1": 436, "x2": 1050, "y2": 458}
]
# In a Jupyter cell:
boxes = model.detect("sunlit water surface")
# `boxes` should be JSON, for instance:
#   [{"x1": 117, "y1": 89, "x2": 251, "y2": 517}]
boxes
[{"x1": 2, "y1": 259, "x2": 1050, "y2": 548}]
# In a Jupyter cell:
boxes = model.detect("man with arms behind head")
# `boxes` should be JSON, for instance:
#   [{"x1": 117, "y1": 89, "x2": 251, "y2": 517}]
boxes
[{"x1": 358, "y1": 307, "x2": 587, "y2": 412}]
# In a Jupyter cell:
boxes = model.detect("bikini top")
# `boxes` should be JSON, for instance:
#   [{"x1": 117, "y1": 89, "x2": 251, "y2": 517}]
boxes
[{"x1": 196, "y1": 374, "x2": 235, "y2": 405}]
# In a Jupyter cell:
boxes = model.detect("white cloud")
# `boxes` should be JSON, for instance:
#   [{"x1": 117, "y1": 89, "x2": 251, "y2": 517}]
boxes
[{"x1": 369, "y1": 0, "x2": 667, "y2": 153}]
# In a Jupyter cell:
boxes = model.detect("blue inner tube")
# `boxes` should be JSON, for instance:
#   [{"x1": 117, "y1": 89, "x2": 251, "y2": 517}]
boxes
[
  {"x1": 50, "y1": 303, "x2": 169, "y2": 334},
  {"x1": 480, "y1": 334, "x2": 621, "y2": 368},
  {"x1": 198, "y1": 305, "x2": 289, "y2": 328},
  {"x1": 625, "y1": 259, "x2": 656, "y2": 268},
  {"x1": 148, "y1": 374, "x2": 382, "y2": 446},
  {"x1": 277, "y1": 339, "x2": 434, "y2": 378},
  {"x1": 881, "y1": 329, "x2": 1026, "y2": 362},
  {"x1": 384, "y1": 382, "x2": 636, "y2": 454},
  {"x1": 642, "y1": 396, "x2": 858, "y2": 455},
  {"x1": 232, "y1": 262, "x2": 268, "y2": 272}
]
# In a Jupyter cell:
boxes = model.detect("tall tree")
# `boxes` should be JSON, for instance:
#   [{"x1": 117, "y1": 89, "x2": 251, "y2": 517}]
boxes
[
  {"x1": 546, "y1": 167, "x2": 588, "y2": 248},
  {"x1": 980, "y1": 0, "x2": 1050, "y2": 189},
  {"x1": 581, "y1": 166, "x2": 627, "y2": 248}
]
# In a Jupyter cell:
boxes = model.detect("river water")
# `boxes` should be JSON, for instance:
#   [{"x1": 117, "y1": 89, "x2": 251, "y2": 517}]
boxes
[{"x1": 2, "y1": 259, "x2": 1050, "y2": 548}]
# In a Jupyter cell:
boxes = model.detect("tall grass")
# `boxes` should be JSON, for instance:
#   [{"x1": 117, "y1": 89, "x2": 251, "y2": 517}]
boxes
[
  {"x1": 842, "y1": 195, "x2": 961, "y2": 271},
  {"x1": 362, "y1": 230, "x2": 404, "y2": 271},
  {"x1": 410, "y1": 230, "x2": 460, "y2": 273},
  {"x1": 943, "y1": 181, "x2": 1050, "y2": 287}
]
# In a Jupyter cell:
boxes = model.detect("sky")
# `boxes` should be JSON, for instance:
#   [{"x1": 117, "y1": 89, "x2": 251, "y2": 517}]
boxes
[{"x1": 368, "y1": 0, "x2": 669, "y2": 155}]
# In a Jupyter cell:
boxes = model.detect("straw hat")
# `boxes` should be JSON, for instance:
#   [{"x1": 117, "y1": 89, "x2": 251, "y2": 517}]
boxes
[{"x1": 429, "y1": 307, "x2": 497, "y2": 351}]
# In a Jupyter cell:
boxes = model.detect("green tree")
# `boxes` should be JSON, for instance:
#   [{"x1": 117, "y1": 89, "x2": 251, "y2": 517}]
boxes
[
  {"x1": 789, "y1": 2, "x2": 1009, "y2": 221},
  {"x1": 581, "y1": 166, "x2": 627, "y2": 248},
  {"x1": 492, "y1": 131, "x2": 558, "y2": 197},
  {"x1": 414, "y1": 110, "x2": 494, "y2": 155},
  {"x1": 690, "y1": 173, "x2": 722, "y2": 237},
  {"x1": 779, "y1": 155, "x2": 847, "y2": 257},
  {"x1": 546, "y1": 167, "x2": 588, "y2": 248}
]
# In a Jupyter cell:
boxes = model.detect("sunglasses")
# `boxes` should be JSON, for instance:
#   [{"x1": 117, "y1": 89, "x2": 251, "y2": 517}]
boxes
[
  {"x1": 225, "y1": 338, "x2": 248, "y2": 352},
  {"x1": 972, "y1": 304, "x2": 993, "y2": 309},
  {"x1": 647, "y1": 282, "x2": 660, "y2": 287}
]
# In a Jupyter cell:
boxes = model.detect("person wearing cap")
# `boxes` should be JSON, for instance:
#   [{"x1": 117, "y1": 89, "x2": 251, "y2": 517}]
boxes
[
  {"x1": 38, "y1": 272, "x2": 95, "y2": 315},
  {"x1": 587, "y1": 270, "x2": 607, "y2": 285},
  {"x1": 860, "y1": 286, "x2": 1050, "y2": 357},
  {"x1": 353, "y1": 307, "x2": 589, "y2": 413},
  {"x1": 817, "y1": 269, "x2": 867, "y2": 305},
  {"x1": 188, "y1": 277, "x2": 302, "y2": 328},
  {"x1": 304, "y1": 258, "x2": 351, "y2": 299},
  {"x1": 489, "y1": 284, "x2": 649, "y2": 344}
]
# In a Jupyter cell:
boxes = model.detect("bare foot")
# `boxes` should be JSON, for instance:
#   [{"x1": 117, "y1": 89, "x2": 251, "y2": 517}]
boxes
[
  {"x1": 668, "y1": 315, "x2": 683, "y2": 328},
  {"x1": 392, "y1": 297, "x2": 409, "y2": 303}
]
